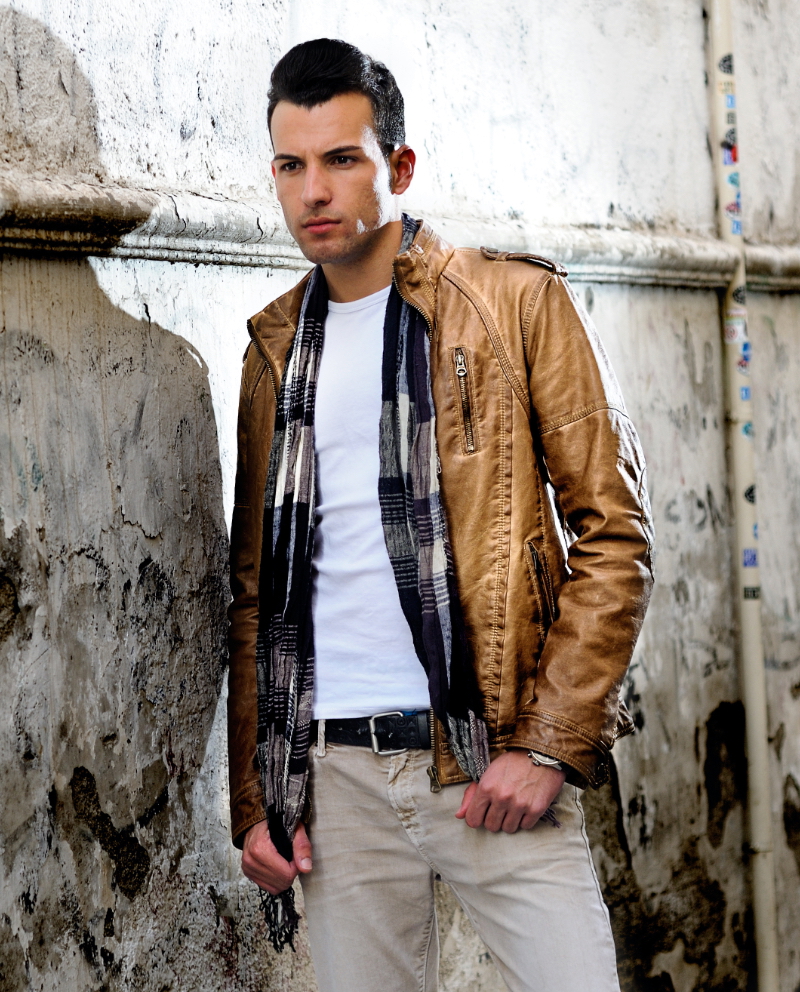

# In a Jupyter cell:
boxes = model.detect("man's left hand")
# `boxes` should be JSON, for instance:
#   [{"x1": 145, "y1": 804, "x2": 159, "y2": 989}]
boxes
[{"x1": 454, "y1": 748, "x2": 566, "y2": 833}]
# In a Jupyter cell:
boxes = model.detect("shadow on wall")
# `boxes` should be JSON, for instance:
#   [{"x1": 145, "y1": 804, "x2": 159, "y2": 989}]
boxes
[
  {"x1": 0, "y1": 9, "x2": 232, "y2": 989},
  {"x1": 0, "y1": 5, "x2": 106, "y2": 180}
]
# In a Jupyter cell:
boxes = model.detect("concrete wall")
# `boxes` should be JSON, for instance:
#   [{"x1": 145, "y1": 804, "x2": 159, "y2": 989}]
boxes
[{"x1": 1, "y1": 2, "x2": 799, "y2": 991}]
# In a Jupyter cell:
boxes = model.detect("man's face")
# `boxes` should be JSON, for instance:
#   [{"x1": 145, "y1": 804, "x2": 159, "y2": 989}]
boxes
[{"x1": 270, "y1": 92, "x2": 408, "y2": 265}]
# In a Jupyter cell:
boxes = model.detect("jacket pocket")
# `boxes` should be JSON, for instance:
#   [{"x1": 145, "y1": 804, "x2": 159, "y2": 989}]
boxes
[
  {"x1": 523, "y1": 540, "x2": 554, "y2": 638},
  {"x1": 452, "y1": 347, "x2": 479, "y2": 454}
]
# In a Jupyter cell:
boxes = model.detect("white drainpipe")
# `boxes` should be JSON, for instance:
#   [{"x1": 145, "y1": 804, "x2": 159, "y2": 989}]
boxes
[{"x1": 706, "y1": 2, "x2": 780, "y2": 989}]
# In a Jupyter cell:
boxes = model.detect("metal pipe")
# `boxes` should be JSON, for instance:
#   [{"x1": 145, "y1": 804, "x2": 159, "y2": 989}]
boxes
[{"x1": 706, "y1": 3, "x2": 780, "y2": 989}]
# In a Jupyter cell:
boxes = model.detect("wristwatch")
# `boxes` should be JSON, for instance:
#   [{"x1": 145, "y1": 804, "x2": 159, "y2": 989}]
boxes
[{"x1": 527, "y1": 750, "x2": 565, "y2": 773}]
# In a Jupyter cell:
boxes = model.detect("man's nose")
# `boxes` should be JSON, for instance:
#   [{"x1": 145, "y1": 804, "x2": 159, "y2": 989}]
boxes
[{"x1": 301, "y1": 162, "x2": 331, "y2": 208}]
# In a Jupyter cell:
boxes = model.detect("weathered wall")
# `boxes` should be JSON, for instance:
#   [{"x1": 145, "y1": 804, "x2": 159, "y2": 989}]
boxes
[{"x1": 1, "y1": 1, "x2": 799, "y2": 991}]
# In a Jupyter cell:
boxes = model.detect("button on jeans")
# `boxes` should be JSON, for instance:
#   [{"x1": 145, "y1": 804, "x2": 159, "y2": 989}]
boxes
[{"x1": 299, "y1": 742, "x2": 620, "y2": 992}]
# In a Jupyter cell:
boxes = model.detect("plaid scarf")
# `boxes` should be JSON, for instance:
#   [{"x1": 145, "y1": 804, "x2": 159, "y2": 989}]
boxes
[{"x1": 255, "y1": 216, "x2": 489, "y2": 951}]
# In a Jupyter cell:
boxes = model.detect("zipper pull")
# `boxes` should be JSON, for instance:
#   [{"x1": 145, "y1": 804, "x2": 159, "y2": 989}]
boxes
[
  {"x1": 455, "y1": 351, "x2": 468, "y2": 377},
  {"x1": 427, "y1": 765, "x2": 442, "y2": 793},
  {"x1": 528, "y1": 541, "x2": 541, "y2": 571}
]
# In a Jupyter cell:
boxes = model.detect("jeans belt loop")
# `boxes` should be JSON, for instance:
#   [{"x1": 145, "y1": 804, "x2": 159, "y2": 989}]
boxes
[{"x1": 316, "y1": 718, "x2": 327, "y2": 757}]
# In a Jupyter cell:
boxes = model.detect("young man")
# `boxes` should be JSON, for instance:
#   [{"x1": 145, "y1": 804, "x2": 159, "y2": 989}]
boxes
[{"x1": 227, "y1": 38, "x2": 654, "y2": 992}]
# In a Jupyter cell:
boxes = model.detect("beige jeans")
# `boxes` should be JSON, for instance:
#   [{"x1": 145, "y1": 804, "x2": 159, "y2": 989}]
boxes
[{"x1": 299, "y1": 741, "x2": 620, "y2": 992}]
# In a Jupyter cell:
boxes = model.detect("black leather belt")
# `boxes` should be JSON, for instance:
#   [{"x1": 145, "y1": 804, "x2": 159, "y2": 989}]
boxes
[{"x1": 311, "y1": 710, "x2": 431, "y2": 755}]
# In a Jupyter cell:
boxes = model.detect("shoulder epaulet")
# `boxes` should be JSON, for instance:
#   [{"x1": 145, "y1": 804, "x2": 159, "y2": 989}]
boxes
[{"x1": 480, "y1": 246, "x2": 568, "y2": 277}]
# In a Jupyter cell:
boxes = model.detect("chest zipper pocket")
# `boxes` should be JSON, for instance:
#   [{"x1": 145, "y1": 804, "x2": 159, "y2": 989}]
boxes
[{"x1": 454, "y1": 348, "x2": 476, "y2": 454}]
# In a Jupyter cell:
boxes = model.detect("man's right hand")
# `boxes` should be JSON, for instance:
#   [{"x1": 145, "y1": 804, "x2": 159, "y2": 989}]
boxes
[{"x1": 241, "y1": 820, "x2": 313, "y2": 895}]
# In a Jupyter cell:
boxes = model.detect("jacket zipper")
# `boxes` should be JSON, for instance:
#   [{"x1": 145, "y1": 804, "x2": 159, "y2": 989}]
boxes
[
  {"x1": 427, "y1": 708, "x2": 442, "y2": 793},
  {"x1": 246, "y1": 319, "x2": 279, "y2": 400},
  {"x1": 392, "y1": 274, "x2": 434, "y2": 338},
  {"x1": 454, "y1": 349, "x2": 476, "y2": 453}
]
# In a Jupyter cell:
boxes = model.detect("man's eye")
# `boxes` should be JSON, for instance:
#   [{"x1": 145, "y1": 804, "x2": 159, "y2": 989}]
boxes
[
  {"x1": 280, "y1": 162, "x2": 301, "y2": 172},
  {"x1": 333, "y1": 156, "x2": 354, "y2": 166}
]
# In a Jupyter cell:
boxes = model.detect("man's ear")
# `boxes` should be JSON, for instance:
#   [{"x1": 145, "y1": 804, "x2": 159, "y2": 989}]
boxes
[{"x1": 390, "y1": 145, "x2": 415, "y2": 196}]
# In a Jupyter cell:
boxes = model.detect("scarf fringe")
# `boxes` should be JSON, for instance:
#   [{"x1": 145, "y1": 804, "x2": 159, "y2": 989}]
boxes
[{"x1": 259, "y1": 887, "x2": 300, "y2": 953}]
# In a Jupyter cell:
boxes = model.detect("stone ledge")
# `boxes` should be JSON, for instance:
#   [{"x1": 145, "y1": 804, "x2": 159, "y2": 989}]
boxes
[
  {"x1": 744, "y1": 244, "x2": 800, "y2": 292},
  {"x1": 1, "y1": 177, "x2": 797, "y2": 289}
]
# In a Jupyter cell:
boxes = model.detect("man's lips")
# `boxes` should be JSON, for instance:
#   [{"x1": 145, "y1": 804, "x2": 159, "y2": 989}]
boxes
[{"x1": 302, "y1": 218, "x2": 340, "y2": 234}]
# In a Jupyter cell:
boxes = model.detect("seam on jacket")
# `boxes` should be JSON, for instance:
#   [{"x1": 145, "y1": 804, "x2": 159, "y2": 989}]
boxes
[
  {"x1": 520, "y1": 275, "x2": 550, "y2": 353},
  {"x1": 442, "y1": 270, "x2": 531, "y2": 418},
  {"x1": 492, "y1": 732, "x2": 513, "y2": 744},
  {"x1": 248, "y1": 358, "x2": 267, "y2": 407},
  {"x1": 538, "y1": 401, "x2": 629, "y2": 435},
  {"x1": 519, "y1": 707, "x2": 608, "y2": 752},
  {"x1": 488, "y1": 375, "x2": 508, "y2": 732},
  {"x1": 250, "y1": 296, "x2": 298, "y2": 396},
  {"x1": 420, "y1": 225, "x2": 439, "y2": 258},
  {"x1": 409, "y1": 253, "x2": 437, "y2": 311},
  {"x1": 231, "y1": 780, "x2": 263, "y2": 807},
  {"x1": 273, "y1": 297, "x2": 298, "y2": 329},
  {"x1": 232, "y1": 811, "x2": 267, "y2": 848}
]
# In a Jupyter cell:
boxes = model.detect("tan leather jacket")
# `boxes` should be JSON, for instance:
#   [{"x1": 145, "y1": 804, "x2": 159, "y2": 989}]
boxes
[{"x1": 227, "y1": 220, "x2": 654, "y2": 847}]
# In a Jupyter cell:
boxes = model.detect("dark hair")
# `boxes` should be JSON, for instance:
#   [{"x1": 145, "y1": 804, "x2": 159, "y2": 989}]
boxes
[{"x1": 267, "y1": 38, "x2": 405, "y2": 155}]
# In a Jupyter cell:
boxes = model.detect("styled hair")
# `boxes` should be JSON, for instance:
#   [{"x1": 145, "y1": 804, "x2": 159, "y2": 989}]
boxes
[{"x1": 267, "y1": 38, "x2": 405, "y2": 155}]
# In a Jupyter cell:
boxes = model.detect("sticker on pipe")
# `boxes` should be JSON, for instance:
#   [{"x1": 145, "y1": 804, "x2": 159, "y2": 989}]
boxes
[
  {"x1": 724, "y1": 318, "x2": 746, "y2": 343},
  {"x1": 737, "y1": 340, "x2": 751, "y2": 375},
  {"x1": 725, "y1": 192, "x2": 741, "y2": 217}
]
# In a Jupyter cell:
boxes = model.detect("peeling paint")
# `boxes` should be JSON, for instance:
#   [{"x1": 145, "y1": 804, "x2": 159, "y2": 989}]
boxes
[
  {"x1": 783, "y1": 775, "x2": 800, "y2": 876},
  {"x1": 582, "y1": 761, "x2": 750, "y2": 992},
  {"x1": 704, "y1": 702, "x2": 748, "y2": 849},
  {"x1": 70, "y1": 767, "x2": 150, "y2": 900}
]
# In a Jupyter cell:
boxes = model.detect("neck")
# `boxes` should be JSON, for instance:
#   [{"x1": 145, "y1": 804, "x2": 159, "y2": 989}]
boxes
[{"x1": 322, "y1": 219, "x2": 404, "y2": 303}]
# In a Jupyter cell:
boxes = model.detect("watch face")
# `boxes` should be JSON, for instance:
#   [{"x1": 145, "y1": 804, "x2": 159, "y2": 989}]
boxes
[{"x1": 528, "y1": 750, "x2": 564, "y2": 771}]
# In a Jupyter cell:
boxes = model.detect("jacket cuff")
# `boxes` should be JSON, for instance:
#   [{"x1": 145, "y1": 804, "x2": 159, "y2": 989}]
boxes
[
  {"x1": 507, "y1": 709, "x2": 611, "y2": 790},
  {"x1": 230, "y1": 780, "x2": 266, "y2": 849}
]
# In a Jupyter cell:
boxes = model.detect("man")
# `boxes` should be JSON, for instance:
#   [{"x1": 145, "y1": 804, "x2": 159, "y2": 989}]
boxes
[{"x1": 227, "y1": 37, "x2": 654, "y2": 992}]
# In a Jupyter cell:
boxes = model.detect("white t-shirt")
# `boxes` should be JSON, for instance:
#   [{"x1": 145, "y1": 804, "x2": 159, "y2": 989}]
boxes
[{"x1": 311, "y1": 285, "x2": 431, "y2": 720}]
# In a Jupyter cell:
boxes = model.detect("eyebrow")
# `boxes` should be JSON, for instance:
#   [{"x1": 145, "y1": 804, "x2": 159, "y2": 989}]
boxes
[{"x1": 272, "y1": 144, "x2": 364, "y2": 161}]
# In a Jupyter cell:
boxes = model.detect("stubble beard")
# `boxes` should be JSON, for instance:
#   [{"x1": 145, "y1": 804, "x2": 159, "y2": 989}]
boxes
[{"x1": 295, "y1": 221, "x2": 387, "y2": 268}]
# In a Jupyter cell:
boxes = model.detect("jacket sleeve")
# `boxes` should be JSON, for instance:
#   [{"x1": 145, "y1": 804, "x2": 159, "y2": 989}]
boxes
[
  {"x1": 227, "y1": 353, "x2": 267, "y2": 847},
  {"x1": 507, "y1": 273, "x2": 655, "y2": 787}
]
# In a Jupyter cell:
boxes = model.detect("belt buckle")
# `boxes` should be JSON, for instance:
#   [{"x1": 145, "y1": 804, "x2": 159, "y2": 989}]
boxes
[{"x1": 368, "y1": 711, "x2": 407, "y2": 755}]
